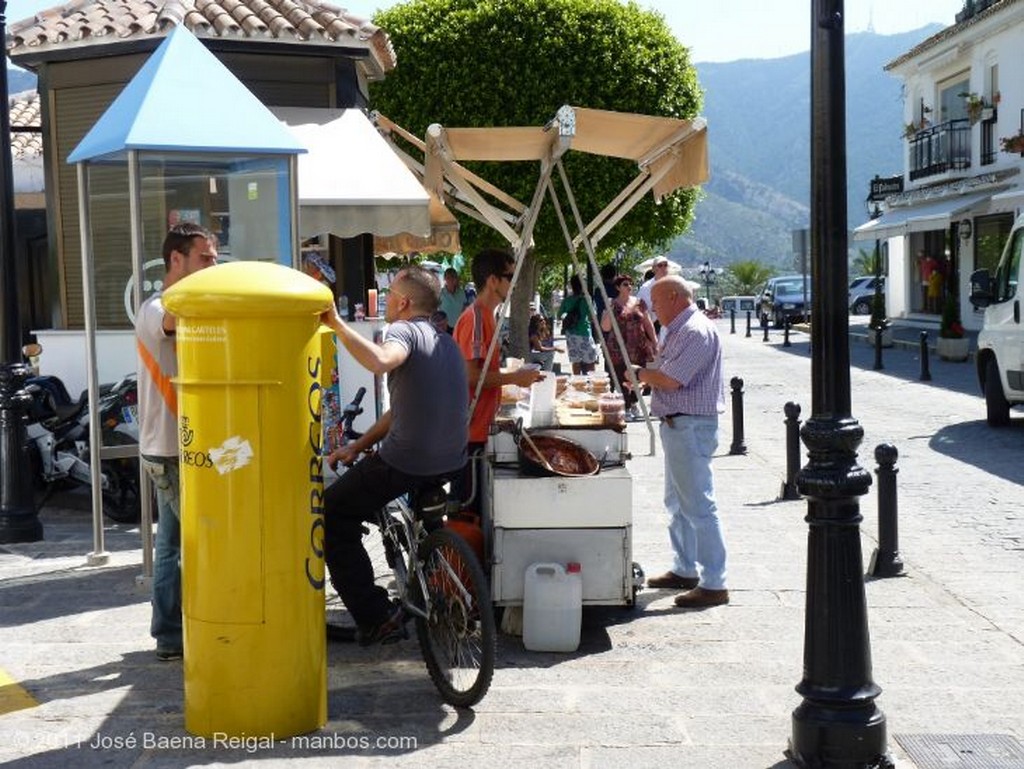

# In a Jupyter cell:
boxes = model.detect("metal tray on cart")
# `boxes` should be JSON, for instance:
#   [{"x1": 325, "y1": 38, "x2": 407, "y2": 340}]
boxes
[{"x1": 487, "y1": 426, "x2": 629, "y2": 467}]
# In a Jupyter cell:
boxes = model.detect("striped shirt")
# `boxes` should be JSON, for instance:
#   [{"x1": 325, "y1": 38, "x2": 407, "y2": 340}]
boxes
[{"x1": 651, "y1": 305, "x2": 725, "y2": 417}]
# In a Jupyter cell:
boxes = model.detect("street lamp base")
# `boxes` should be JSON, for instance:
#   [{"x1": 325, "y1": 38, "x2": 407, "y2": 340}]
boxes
[
  {"x1": 0, "y1": 511, "x2": 43, "y2": 544},
  {"x1": 0, "y1": 362, "x2": 44, "y2": 544},
  {"x1": 789, "y1": 699, "x2": 892, "y2": 769}
]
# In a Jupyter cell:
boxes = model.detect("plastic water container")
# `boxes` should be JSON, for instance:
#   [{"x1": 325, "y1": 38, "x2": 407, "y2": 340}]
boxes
[
  {"x1": 528, "y1": 372, "x2": 557, "y2": 427},
  {"x1": 523, "y1": 562, "x2": 583, "y2": 652}
]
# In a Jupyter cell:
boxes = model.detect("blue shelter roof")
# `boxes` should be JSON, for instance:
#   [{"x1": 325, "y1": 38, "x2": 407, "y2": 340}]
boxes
[{"x1": 68, "y1": 25, "x2": 306, "y2": 163}]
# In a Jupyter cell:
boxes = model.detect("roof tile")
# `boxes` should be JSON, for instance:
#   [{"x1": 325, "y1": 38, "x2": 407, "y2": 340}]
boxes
[
  {"x1": 8, "y1": 91, "x2": 43, "y2": 160},
  {"x1": 6, "y1": 0, "x2": 395, "y2": 76}
]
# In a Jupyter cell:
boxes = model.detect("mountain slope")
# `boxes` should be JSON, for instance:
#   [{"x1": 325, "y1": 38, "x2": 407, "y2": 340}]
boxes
[{"x1": 674, "y1": 25, "x2": 942, "y2": 270}]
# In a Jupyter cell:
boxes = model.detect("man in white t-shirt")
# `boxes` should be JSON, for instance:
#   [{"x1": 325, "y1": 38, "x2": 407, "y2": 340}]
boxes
[
  {"x1": 136, "y1": 223, "x2": 218, "y2": 661},
  {"x1": 638, "y1": 255, "x2": 671, "y2": 331}
]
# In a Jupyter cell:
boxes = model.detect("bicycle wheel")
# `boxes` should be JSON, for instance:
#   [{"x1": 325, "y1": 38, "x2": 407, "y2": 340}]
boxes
[{"x1": 414, "y1": 529, "x2": 496, "y2": 707}]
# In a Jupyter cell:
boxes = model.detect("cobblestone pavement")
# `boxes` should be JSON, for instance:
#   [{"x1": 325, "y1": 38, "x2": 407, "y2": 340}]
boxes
[{"x1": 1, "y1": 321, "x2": 1021, "y2": 768}]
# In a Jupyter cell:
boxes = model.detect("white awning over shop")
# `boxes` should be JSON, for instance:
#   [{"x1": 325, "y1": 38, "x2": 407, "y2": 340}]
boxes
[
  {"x1": 852, "y1": 190, "x2": 995, "y2": 241},
  {"x1": 989, "y1": 186, "x2": 1024, "y2": 212},
  {"x1": 275, "y1": 107, "x2": 431, "y2": 239}
]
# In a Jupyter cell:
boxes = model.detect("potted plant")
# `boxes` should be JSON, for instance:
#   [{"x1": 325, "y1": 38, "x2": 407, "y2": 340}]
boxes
[
  {"x1": 937, "y1": 296, "x2": 970, "y2": 361},
  {"x1": 1001, "y1": 132, "x2": 1024, "y2": 155},
  {"x1": 961, "y1": 92, "x2": 984, "y2": 124}
]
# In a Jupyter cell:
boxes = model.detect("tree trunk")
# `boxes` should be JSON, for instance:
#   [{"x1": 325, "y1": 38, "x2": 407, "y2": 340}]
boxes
[{"x1": 507, "y1": 250, "x2": 539, "y2": 359}]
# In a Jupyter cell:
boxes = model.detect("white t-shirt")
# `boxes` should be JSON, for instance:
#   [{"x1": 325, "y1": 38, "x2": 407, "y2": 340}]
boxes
[
  {"x1": 637, "y1": 277, "x2": 658, "y2": 323},
  {"x1": 136, "y1": 294, "x2": 179, "y2": 457}
]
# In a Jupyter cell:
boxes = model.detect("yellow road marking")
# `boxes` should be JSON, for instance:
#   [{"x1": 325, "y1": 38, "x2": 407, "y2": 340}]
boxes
[{"x1": 0, "y1": 666, "x2": 38, "y2": 715}]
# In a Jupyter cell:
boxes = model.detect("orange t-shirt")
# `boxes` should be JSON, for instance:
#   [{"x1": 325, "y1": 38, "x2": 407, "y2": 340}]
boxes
[{"x1": 454, "y1": 302, "x2": 500, "y2": 443}]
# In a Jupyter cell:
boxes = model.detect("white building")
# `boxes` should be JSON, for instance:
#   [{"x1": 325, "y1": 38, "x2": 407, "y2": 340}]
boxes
[{"x1": 854, "y1": 0, "x2": 1024, "y2": 331}]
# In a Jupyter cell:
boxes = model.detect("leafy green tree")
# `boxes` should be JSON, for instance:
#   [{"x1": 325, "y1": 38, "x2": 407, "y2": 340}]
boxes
[
  {"x1": 370, "y1": 0, "x2": 702, "y2": 353},
  {"x1": 725, "y1": 260, "x2": 774, "y2": 295}
]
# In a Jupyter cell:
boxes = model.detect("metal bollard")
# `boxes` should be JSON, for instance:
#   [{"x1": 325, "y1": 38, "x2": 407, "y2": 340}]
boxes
[
  {"x1": 763, "y1": 318, "x2": 770, "y2": 343},
  {"x1": 729, "y1": 377, "x2": 747, "y2": 455},
  {"x1": 868, "y1": 444, "x2": 904, "y2": 578},
  {"x1": 730, "y1": 309, "x2": 736, "y2": 335},
  {"x1": 745, "y1": 310, "x2": 752, "y2": 338},
  {"x1": 783, "y1": 317, "x2": 792, "y2": 348},
  {"x1": 919, "y1": 331, "x2": 932, "y2": 381},
  {"x1": 873, "y1": 325, "x2": 883, "y2": 371},
  {"x1": 780, "y1": 401, "x2": 801, "y2": 500}
]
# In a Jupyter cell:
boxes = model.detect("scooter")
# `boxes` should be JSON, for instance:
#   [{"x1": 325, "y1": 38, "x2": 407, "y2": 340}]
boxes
[{"x1": 22, "y1": 345, "x2": 142, "y2": 523}]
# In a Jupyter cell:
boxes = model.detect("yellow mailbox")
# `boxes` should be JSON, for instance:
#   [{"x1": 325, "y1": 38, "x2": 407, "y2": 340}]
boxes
[{"x1": 163, "y1": 261, "x2": 334, "y2": 738}]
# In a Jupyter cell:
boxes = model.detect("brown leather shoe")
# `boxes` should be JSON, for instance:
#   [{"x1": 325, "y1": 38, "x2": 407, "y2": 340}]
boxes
[
  {"x1": 646, "y1": 571, "x2": 699, "y2": 590},
  {"x1": 674, "y1": 587, "x2": 729, "y2": 608}
]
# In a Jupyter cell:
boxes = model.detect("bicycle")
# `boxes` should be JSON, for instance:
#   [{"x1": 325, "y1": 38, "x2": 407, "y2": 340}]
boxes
[{"x1": 329, "y1": 388, "x2": 496, "y2": 708}]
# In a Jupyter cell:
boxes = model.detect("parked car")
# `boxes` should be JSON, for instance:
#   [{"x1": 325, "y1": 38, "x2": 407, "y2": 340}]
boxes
[
  {"x1": 759, "y1": 275, "x2": 811, "y2": 327},
  {"x1": 849, "y1": 276, "x2": 885, "y2": 315}
]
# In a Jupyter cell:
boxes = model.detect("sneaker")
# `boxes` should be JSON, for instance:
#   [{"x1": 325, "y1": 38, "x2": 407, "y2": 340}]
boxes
[
  {"x1": 627, "y1": 405, "x2": 643, "y2": 421},
  {"x1": 357, "y1": 604, "x2": 408, "y2": 647},
  {"x1": 156, "y1": 647, "x2": 183, "y2": 661}
]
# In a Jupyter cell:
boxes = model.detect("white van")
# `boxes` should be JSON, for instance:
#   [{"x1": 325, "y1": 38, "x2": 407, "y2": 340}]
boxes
[
  {"x1": 720, "y1": 295, "x2": 758, "y2": 316},
  {"x1": 969, "y1": 211, "x2": 1024, "y2": 425}
]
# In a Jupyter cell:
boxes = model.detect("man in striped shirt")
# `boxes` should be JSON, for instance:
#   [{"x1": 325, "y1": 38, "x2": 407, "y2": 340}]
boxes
[
  {"x1": 136, "y1": 223, "x2": 218, "y2": 660},
  {"x1": 635, "y1": 275, "x2": 729, "y2": 608}
]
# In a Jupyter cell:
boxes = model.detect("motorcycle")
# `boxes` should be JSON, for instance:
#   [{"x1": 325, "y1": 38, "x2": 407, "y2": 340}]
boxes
[{"x1": 23, "y1": 365, "x2": 142, "y2": 524}]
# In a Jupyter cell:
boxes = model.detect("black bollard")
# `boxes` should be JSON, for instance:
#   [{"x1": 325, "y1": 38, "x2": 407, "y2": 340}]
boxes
[
  {"x1": 763, "y1": 319, "x2": 770, "y2": 343},
  {"x1": 745, "y1": 310, "x2": 752, "y2": 338},
  {"x1": 780, "y1": 402, "x2": 801, "y2": 500},
  {"x1": 730, "y1": 309, "x2": 736, "y2": 335},
  {"x1": 729, "y1": 377, "x2": 747, "y2": 455},
  {"x1": 919, "y1": 331, "x2": 932, "y2": 382},
  {"x1": 873, "y1": 325, "x2": 883, "y2": 371},
  {"x1": 783, "y1": 317, "x2": 792, "y2": 348},
  {"x1": 868, "y1": 444, "x2": 904, "y2": 578}
]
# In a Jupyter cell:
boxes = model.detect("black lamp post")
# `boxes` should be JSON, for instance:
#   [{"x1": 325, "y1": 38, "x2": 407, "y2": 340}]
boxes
[
  {"x1": 0, "y1": 0, "x2": 44, "y2": 544},
  {"x1": 698, "y1": 260, "x2": 719, "y2": 303},
  {"x1": 789, "y1": 2, "x2": 889, "y2": 766}
]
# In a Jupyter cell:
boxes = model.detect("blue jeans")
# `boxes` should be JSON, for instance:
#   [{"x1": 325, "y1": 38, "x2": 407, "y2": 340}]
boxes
[
  {"x1": 659, "y1": 417, "x2": 728, "y2": 590},
  {"x1": 142, "y1": 455, "x2": 182, "y2": 652}
]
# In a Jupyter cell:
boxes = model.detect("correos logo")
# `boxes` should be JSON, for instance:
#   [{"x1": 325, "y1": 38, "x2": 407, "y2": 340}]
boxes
[{"x1": 124, "y1": 255, "x2": 237, "y2": 323}]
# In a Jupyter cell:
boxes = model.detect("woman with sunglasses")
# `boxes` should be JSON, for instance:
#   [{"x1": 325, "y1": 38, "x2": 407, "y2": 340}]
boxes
[{"x1": 601, "y1": 274, "x2": 657, "y2": 417}]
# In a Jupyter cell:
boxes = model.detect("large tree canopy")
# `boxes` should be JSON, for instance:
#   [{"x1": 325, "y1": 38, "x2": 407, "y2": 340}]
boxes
[{"x1": 371, "y1": 0, "x2": 704, "y2": 260}]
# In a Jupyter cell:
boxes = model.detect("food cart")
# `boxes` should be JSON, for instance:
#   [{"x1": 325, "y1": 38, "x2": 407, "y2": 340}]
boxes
[
  {"x1": 482, "y1": 413, "x2": 639, "y2": 608},
  {"x1": 373, "y1": 105, "x2": 709, "y2": 608}
]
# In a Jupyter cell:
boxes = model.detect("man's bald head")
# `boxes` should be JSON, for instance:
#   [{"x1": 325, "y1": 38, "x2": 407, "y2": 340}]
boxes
[{"x1": 651, "y1": 275, "x2": 699, "y2": 325}]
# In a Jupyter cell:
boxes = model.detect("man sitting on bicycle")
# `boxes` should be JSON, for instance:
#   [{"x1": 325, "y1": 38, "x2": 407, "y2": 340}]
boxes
[{"x1": 319, "y1": 266, "x2": 469, "y2": 645}]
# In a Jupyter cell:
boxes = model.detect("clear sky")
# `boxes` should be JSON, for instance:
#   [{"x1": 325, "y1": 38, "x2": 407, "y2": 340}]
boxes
[{"x1": 5, "y1": 0, "x2": 966, "y2": 63}]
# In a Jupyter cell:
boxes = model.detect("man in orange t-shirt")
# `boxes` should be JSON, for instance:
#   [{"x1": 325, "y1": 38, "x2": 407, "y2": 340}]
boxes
[{"x1": 453, "y1": 248, "x2": 543, "y2": 506}]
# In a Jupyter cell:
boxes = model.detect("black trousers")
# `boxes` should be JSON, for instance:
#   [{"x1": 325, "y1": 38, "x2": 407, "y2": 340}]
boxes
[{"x1": 324, "y1": 453, "x2": 438, "y2": 628}]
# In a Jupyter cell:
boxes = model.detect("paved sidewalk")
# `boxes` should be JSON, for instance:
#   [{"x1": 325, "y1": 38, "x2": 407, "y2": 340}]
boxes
[{"x1": 1, "y1": 322, "x2": 1021, "y2": 768}]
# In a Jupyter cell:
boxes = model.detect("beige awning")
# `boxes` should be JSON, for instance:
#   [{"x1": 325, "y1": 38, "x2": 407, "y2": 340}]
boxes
[{"x1": 436, "y1": 106, "x2": 709, "y2": 202}]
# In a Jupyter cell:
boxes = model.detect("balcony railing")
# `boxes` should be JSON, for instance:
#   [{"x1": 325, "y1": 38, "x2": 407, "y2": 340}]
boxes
[{"x1": 908, "y1": 118, "x2": 971, "y2": 181}]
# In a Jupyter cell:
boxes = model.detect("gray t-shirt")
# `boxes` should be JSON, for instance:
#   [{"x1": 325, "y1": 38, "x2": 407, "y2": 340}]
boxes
[{"x1": 379, "y1": 317, "x2": 469, "y2": 477}]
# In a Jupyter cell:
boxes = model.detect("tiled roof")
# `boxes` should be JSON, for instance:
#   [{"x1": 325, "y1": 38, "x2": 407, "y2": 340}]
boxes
[
  {"x1": 9, "y1": 90, "x2": 43, "y2": 161},
  {"x1": 885, "y1": 0, "x2": 1022, "y2": 71},
  {"x1": 5, "y1": 0, "x2": 395, "y2": 77}
]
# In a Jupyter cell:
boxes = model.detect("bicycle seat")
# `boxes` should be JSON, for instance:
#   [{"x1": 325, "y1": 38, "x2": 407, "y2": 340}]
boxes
[{"x1": 410, "y1": 479, "x2": 451, "y2": 527}]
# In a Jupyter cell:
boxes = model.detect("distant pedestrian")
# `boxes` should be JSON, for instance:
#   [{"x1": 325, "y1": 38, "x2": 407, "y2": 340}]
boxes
[
  {"x1": 559, "y1": 274, "x2": 598, "y2": 375},
  {"x1": 637, "y1": 276, "x2": 729, "y2": 608},
  {"x1": 638, "y1": 255, "x2": 671, "y2": 331},
  {"x1": 601, "y1": 274, "x2": 657, "y2": 417},
  {"x1": 439, "y1": 267, "x2": 469, "y2": 331}
]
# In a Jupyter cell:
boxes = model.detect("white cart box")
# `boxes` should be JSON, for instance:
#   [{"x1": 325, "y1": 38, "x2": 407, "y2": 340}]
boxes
[
  {"x1": 486, "y1": 464, "x2": 632, "y2": 529},
  {"x1": 491, "y1": 527, "x2": 632, "y2": 606}
]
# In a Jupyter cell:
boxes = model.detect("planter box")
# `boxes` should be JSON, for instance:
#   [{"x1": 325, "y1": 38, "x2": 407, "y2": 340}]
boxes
[{"x1": 936, "y1": 336, "x2": 970, "y2": 362}]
